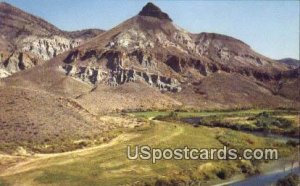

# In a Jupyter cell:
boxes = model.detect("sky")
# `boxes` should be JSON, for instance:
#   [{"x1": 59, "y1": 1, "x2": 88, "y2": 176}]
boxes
[{"x1": 2, "y1": 0, "x2": 300, "y2": 60}]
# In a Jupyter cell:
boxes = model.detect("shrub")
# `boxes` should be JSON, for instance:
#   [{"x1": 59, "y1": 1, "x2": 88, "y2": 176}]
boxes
[
  {"x1": 286, "y1": 140, "x2": 299, "y2": 147},
  {"x1": 255, "y1": 112, "x2": 292, "y2": 129},
  {"x1": 240, "y1": 164, "x2": 256, "y2": 175},
  {"x1": 153, "y1": 112, "x2": 179, "y2": 121},
  {"x1": 216, "y1": 169, "x2": 227, "y2": 179},
  {"x1": 274, "y1": 118, "x2": 292, "y2": 128},
  {"x1": 169, "y1": 111, "x2": 178, "y2": 119}
]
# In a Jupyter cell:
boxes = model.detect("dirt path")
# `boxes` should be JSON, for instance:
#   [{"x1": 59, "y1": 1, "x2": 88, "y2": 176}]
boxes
[
  {"x1": 1, "y1": 120, "x2": 185, "y2": 178},
  {"x1": 157, "y1": 123, "x2": 184, "y2": 143},
  {"x1": 0, "y1": 133, "x2": 139, "y2": 177}
]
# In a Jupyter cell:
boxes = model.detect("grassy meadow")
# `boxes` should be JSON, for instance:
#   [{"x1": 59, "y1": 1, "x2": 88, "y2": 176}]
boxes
[{"x1": 0, "y1": 109, "x2": 298, "y2": 185}]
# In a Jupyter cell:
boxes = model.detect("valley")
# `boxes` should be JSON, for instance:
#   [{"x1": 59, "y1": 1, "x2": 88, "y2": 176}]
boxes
[
  {"x1": 0, "y1": 109, "x2": 298, "y2": 186},
  {"x1": 0, "y1": 1, "x2": 299, "y2": 186}
]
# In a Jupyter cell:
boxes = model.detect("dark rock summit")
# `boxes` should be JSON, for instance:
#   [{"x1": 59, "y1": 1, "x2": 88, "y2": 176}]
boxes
[
  {"x1": 2, "y1": 2, "x2": 298, "y2": 110},
  {"x1": 138, "y1": 2, "x2": 172, "y2": 21}
]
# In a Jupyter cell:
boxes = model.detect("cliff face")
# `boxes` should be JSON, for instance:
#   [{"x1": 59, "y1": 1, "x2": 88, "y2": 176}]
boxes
[
  {"x1": 0, "y1": 36, "x2": 82, "y2": 78},
  {"x1": 2, "y1": 2, "x2": 298, "y2": 111},
  {"x1": 0, "y1": 2, "x2": 104, "y2": 78},
  {"x1": 19, "y1": 36, "x2": 81, "y2": 60},
  {"x1": 61, "y1": 49, "x2": 181, "y2": 92},
  {"x1": 57, "y1": 11, "x2": 288, "y2": 93},
  {"x1": 0, "y1": 51, "x2": 40, "y2": 75}
]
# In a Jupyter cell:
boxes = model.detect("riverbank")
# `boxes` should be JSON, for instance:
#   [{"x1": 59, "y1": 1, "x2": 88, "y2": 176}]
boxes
[{"x1": 214, "y1": 161, "x2": 299, "y2": 186}]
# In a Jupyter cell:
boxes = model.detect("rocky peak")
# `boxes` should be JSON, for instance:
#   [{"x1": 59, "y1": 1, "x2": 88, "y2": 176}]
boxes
[
  {"x1": 138, "y1": 2, "x2": 172, "y2": 21},
  {"x1": 0, "y1": 2, "x2": 105, "y2": 79}
]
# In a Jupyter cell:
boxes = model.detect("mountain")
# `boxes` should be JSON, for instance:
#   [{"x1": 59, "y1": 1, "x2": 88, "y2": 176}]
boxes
[
  {"x1": 0, "y1": 2, "x2": 298, "y2": 155},
  {"x1": 2, "y1": 2, "x2": 299, "y2": 114},
  {"x1": 0, "y1": 2, "x2": 104, "y2": 78},
  {"x1": 67, "y1": 29, "x2": 105, "y2": 40},
  {"x1": 277, "y1": 58, "x2": 300, "y2": 69},
  {"x1": 138, "y1": 2, "x2": 172, "y2": 21}
]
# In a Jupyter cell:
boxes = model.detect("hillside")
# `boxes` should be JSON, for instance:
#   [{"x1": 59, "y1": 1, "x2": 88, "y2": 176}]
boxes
[
  {"x1": 277, "y1": 58, "x2": 300, "y2": 69},
  {"x1": 3, "y1": 2, "x2": 297, "y2": 113},
  {"x1": 0, "y1": 2, "x2": 104, "y2": 78},
  {"x1": 0, "y1": 2, "x2": 298, "y2": 185}
]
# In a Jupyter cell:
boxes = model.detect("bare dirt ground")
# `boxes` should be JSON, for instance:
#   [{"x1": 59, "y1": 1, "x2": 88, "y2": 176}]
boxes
[{"x1": 0, "y1": 133, "x2": 140, "y2": 177}]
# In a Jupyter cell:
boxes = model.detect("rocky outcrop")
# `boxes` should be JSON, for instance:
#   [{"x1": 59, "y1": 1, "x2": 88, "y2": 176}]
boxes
[
  {"x1": 0, "y1": 69, "x2": 10, "y2": 78},
  {"x1": 61, "y1": 48, "x2": 181, "y2": 92},
  {"x1": 60, "y1": 65, "x2": 107, "y2": 84},
  {"x1": 1, "y1": 2, "x2": 298, "y2": 111},
  {"x1": 20, "y1": 35, "x2": 81, "y2": 60},
  {"x1": 138, "y1": 2, "x2": 172, "y2": 21},
  {"x1": 0, "y1": 35, "x2": 82, "y2": 78},
  {"x1": 106, "y1": 28, "x2": 155, "y2": 51},
  {"x1": 0, "y1": 51, "x2": 40, "y2": 76},
  {"x1": 163, "y1": 54, "x2": 281, "y2": 81},
  {"x1": 61, "y1": 64, "x2": 181, "y2": 92},
  {"x1": 0, "y1": 3, "x2": 105, "y2": 78}
]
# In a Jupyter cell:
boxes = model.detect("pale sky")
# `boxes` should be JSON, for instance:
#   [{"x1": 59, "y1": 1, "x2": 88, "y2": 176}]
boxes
[{"x1": 4, "y1": 0, "x2": 300, "y2": 60}]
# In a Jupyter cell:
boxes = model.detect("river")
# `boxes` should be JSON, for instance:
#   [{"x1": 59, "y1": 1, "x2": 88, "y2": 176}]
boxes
[
  {"x1": 212, "y1": 165, "x2": 299, "y2": 186},
  {"x1": 181, "y1": 117, "x2": 299, "y2": 185},
  {"x1": 230, "y1": 167, "x2": 299, "y2": 186},
  {"x1": 181, "y1": 117, "x2": 299, "y2": 142}
]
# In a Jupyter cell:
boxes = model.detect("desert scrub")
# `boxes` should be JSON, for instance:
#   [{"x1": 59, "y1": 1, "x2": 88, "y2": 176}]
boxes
[
  {"x1": 153, "y1": 111, "x2": 179, "y2": 121},
  {"x1": 253, "y1": 112, "x2": 292, "y2": 129}
]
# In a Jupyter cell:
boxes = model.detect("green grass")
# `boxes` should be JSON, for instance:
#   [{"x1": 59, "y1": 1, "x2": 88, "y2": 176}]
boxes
[
  {"x1": 1, "y1": 118, "x2": 296, "y2": 186},
  {"x1": 131, "y1": 109, "x2": 297, "y2": 118},
  {"x1": 135, "y1": 109, "x2": 298, "y2": 138},
  {"x1": 130, "y1": 111, "x2": 170, "y2": 119},
  {"x1": 0, "y1": 179, "x2": 7, "y2": 186},
  {"x1": 131, "y1": 109, "x2": 298, "y2": 119}
]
